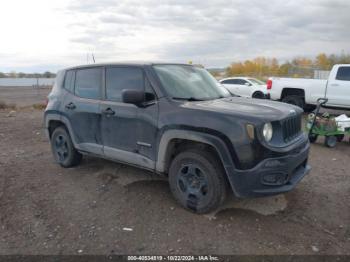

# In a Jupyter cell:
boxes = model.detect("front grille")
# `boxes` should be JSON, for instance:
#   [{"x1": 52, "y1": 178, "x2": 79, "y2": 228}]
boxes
[{"x1": 281, "y1": 114, "x2": 302, "y2": 142}]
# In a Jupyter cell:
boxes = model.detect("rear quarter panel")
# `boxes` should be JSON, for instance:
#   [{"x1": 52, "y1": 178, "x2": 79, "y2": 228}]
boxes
[{"x1": 269, "y1": 77, "x2": 327, "y2": 104}]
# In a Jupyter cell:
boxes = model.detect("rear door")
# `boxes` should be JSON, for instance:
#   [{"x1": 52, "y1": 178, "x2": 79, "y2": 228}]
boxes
[
  {"x1": 326, "y1": 66, "x2": 350, "y2": 107},
  {"x1": 62, "y1": 67, "x2": 103, "y2": 155}
]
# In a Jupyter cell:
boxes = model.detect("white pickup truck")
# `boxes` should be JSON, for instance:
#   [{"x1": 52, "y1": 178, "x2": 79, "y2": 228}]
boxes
[{"x1": 268, "y1": 64, "x2": 350, "y2": 110}]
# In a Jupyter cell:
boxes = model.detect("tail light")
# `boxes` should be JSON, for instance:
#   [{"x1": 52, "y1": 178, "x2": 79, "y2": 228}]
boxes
[{"x1": 267, "y1": 79, "x2": 272, "y2": 90}]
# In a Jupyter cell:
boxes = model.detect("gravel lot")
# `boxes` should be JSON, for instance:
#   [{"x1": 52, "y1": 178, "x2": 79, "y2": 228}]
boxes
[
  {"x1": 0, "y1": 86, "x2": 50, "y2": 107},
  {"x1": 0, "y1": 87, "x2": 349, "y2": 255}
]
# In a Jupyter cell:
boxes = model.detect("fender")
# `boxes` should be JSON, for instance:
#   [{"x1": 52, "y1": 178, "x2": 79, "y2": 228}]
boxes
[{"x1": 156, "y1": 129, "x2": 236, "y2": 172}]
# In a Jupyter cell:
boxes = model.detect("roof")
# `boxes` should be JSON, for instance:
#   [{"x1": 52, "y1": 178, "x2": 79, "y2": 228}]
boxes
[
  {"x1": 64, "y1": 61, "x2": 192, "y2": 71},
  {"x1": 219, "y1": 77, "x2": 251, "y2": 81}
]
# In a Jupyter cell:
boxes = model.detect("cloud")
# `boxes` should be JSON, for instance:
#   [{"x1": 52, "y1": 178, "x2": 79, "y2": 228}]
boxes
[
  {"x1": 63, "y1": 0, "x2": 350, "y2": 65},
  {"x1": 0, "y1": 0, "x2": 349, "y2": 71}
]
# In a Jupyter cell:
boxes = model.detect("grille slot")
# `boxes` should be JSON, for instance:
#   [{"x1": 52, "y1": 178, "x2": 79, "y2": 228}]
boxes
[{"x1": 282, "y1": 114, "x2": 302, "y2": 142}]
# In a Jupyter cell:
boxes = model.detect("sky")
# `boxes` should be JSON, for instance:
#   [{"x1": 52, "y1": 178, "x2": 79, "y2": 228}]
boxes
[{"x1": 0, "y1": 0, "x2": 349, "y2": 73}]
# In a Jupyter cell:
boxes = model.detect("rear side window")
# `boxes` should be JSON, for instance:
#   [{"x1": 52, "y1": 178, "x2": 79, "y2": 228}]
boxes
[
  {"x1": 106, "y1": 67, "x2": 144, "y2": 102},
  {"x1": 336, "y1": 67, "x2": 350, "y2": 81},
  {"x1": 75, "y1": 68, "x2": 102, "y2": 99},
  {"x1": 63, "y1": 70, "x2": 75, "y2": 93},
  {"x1": 222, "y1": 79, "x2": 237, "y2": 84}
]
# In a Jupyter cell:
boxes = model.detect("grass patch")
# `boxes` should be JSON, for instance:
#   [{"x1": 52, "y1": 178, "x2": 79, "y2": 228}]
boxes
[
  {"x1": 32, "y1": 103, "x2": 46, "y2": 110},
  {"x1": 0, "y1": 101, "x2": 16, "y2": 110}
]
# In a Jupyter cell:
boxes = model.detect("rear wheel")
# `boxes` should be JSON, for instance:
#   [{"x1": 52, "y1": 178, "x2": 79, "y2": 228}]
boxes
[
  {"x1": 51, "y1": 126, "x2": 82, "y2": 167},
  {"x1": 324, "y1": 135, "x2": 337, "y2": 148},
  {"x1": 304, "y1": 105, "x2": 317, "y2": 113},
  {"x1": 252, "y1": 91, "x2": 264, "y2": 99},
  {"x1": 282, "y1": 95, "x2": 304, "y2": 109},
  {"x1": 168, "y1": 149, "x2": 227, "y2": 214}
]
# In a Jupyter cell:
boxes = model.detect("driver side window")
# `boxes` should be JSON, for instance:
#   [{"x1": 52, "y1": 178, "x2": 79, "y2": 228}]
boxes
[
  {"x1": 106, "y1": 67, "x2": 144, "y2": 102},
  {"x1": 238, "y1": 79, "x2": 248, "y2": 86}
]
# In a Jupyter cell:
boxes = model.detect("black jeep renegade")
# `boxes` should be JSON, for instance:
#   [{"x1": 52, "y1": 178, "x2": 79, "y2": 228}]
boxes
[{"x1": 44, "y1": 62, "x2": 311, "y2": 213}]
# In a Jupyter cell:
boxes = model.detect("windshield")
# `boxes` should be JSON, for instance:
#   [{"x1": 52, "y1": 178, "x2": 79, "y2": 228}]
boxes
[
  {"x1": 248, "y1": 78, "x2": 265, "y2": 85},
  {"x1": 153, "y1": 64, "x2": 231, "y2": 100}
]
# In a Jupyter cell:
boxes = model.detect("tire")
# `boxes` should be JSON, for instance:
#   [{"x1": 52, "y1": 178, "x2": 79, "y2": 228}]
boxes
[
  {"x1": 51, "y1": 126, "x2": 82, "y2": 167},
  {"x1": 304, "y1": 105, "x2": 317, "y2": 113},
  {"x1": 282, "y1": 95, "x2": 304, "y2": 109},
  {"x1": 309, "y1": 134, "x2": 318, "y2": 143},
  {"x1": 336, "y1": 134, "x2": 345, "y2": 142},
  {"x1": 252, "y1": 91, "x2": 264, "y2": 99},
  {"x1": 324, "y1": 135, "x2": 337, "y2": 148},
  {"x1": 168, "y1": 149, "x2": 228, "y2": 214}
]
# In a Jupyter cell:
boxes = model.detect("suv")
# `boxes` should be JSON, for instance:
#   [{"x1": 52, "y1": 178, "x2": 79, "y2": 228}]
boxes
[{"x1": 44, "y1": 63, "x2": 311, "y2": 213}]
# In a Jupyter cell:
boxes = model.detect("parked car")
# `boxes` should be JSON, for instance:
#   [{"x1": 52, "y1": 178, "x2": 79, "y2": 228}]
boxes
[
  {"x1": 44, "y1": 62, "x2": 310, "y2": 213},
  {"x1": 219, "y1": 77, "x2": 269, "y2": 99},
  {"x1": 268, "y1": 64, "x2": 350, "y2": 111}
]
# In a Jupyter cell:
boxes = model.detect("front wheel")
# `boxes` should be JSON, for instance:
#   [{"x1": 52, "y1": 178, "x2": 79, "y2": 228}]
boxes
[
  {"x1": 309, "y1": 134, "x2": 318, "y2": 143},
  {"x1": 51, "y1": 126, "x2": 82, "y2": 167},
  {"x1": 168, "y1": 149, "x2": 228, "y2": 214},
  {"x1": 324, "y1": 136, "x2": 337, "y2": 148},
  {"x1": 282, "y1": 95, "x2": 304, "y2": 109}
]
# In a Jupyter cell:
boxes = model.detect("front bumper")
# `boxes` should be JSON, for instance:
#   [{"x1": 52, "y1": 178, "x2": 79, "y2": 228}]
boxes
[{"x1": 227, "y1": 140, "x2": 311, "y2": 198}]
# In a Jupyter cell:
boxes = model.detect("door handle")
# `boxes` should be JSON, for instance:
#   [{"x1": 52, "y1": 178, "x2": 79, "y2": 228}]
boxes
[
  {"x1": 330, "y1": 84, "x2": 339, "y2": 87},
  {"x1": 65, "y1": 102, "x2": 76, "y2": 110},
  {"x1": 102, "y1": 108, "x2": 115, "y2": 116}
]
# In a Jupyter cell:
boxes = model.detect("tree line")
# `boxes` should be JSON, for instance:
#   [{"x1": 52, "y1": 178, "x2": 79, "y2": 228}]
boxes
[
  {"x1": 0, "y1": 71, "x2": 56, "y2": 78},
  {"x1": 223, "y1": 53, "x2": 350, "y2": 79}
]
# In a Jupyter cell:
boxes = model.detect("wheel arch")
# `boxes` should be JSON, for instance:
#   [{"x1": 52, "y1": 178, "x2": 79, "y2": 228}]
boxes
[
  {"x1": 252, "y1": 90, "x2": 264, "y2": 98},
  {"x1": 48, "y1": 120, "x2": 65, "y2": 138},
  {"x1": 156, "y1": 129, "x2": 240, "y2": 196},
  {"x1": 45, "y1": 112, "x2": 78, "y2": 146},
  {"x1": 281, "y1": 88, "x2": 305, "y2": 100},
  {"x1": 156, "y1": 130, "x2": 236, "y2": 173}
]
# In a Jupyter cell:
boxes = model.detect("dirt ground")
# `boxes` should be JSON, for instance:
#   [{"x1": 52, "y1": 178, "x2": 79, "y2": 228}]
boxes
[
  {"x1": 0, "y1": 86, "x2": 50, "y2": 107},
  {"x1": 0, "y1": 87, "x2": 349, "y2": 255}
]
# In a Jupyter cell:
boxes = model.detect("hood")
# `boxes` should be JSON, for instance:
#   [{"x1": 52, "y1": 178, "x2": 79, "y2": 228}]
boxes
[{"x1": 182, "y1": 97, "x2": 302, "y2": 122}]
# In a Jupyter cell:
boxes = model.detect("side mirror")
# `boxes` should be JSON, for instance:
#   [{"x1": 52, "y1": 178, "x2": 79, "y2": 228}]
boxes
[
  {"x1": 245, "y1": 83, "x2": 252, "y2": 86},
  {"x1": 145, "y1": 92, "x2": 156, "y2": 102},
  {"x1": 122, "y1": 89, "x2": 145, "y2": 105}
]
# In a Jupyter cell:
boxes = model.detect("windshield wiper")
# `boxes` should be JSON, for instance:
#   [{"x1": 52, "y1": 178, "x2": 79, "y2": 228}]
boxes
[{"x1": 172, "y1": 97, "x2": 205, "y2": 101}]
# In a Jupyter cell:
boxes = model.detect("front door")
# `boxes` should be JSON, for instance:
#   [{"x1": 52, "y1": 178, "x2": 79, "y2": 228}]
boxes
[
  {"x1": 101, "y1": 66, "x2": 158, "y2": 170},
  {"x1": 235, "y1": 79, "x2": 251, "y2": 97},
  {"x1": 221, "y1": 79, "x2": 239, "y2": 95},
  {"x1": 326, "y1": 66, "x2": 350, "y2": 107}
]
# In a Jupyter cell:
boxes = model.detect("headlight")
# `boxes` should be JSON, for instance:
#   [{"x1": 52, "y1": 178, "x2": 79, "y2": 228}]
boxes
[{"x1": 263, "y1": 122, "x2": 273, "y2": 142}]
